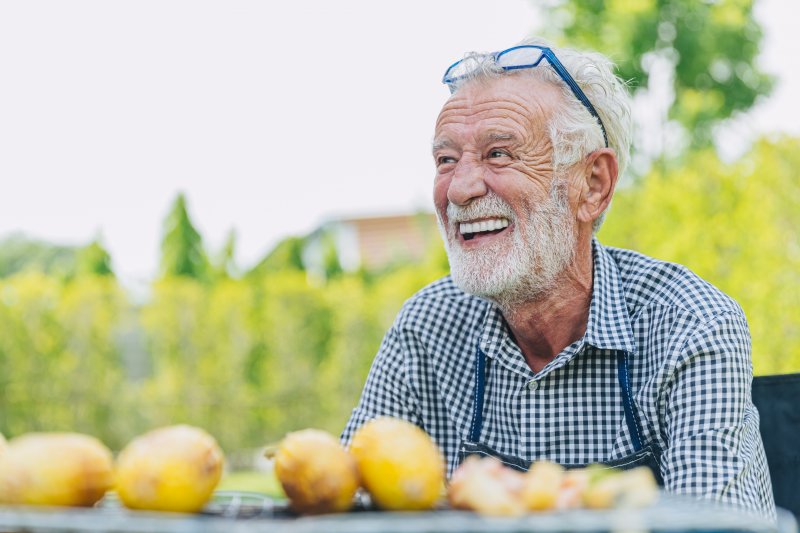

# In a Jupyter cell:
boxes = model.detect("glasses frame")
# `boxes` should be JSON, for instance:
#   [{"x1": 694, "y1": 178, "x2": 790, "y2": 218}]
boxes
[{"x1": 442, "y1": 45, "x2": 609, "y2": 148}]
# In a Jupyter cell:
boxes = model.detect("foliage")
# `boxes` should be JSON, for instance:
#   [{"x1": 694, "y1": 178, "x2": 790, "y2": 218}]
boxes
[
  {"x1": 76, "y1": 239, "x2": 114, "y2": 277},
  {"x1": 247, "y1": 236, "x2": 307, "y2": 277},
  {"x1": 159, "y1": 193, "x2": 209, "y2": 281},
  {"x1": 211, "y1": 229, "x2": 238, "y2": 281},
  {"x1": 0, "y1": 273, "x2": 126, "y2": 447},
  {"x1": 599, "y1": 136, "x2": 800, "y2": 374},
  {"x1": 543, "y1": 0, "x2": 773, "y2": 148},
  {"x1": 0, "y1": 234, "x2": 78, "y2": 279}
]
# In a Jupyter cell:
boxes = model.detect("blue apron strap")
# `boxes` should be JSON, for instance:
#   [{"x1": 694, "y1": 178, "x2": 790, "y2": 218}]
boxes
[
  {"x1": 468, "y1": 344, "x2": 487, "y2": 443},
  {"x1": 616, "y1": 350, "x2": 643, "y2": 452}
]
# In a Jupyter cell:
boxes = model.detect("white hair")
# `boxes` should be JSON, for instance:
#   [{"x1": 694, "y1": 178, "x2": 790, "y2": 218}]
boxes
[{"x1": 447, "y1": 37, "x2": 633, "y2": 232}]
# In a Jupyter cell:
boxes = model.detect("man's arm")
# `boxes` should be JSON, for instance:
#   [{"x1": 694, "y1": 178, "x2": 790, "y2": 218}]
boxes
[
  {"x1": 341, "y1": 326, "x2": 419, "y2": 446},
  {"x1": 661, "y1": 311, "x2": 775, "y2": 518}
]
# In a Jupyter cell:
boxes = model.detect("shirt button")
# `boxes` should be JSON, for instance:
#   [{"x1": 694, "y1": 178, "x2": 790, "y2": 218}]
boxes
[{"x1": 527, "y1": 380, "x2": 539, "y2": 391}]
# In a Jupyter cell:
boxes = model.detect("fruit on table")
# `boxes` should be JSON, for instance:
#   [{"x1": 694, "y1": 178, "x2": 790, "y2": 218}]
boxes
[
  {"x1": 448, "y1": 456, "x2": 659, "y2": 515},
  {"x1": 520, "y1": 460, "x2": 565, "y2": 511},
  {"x1": 582, "y1": 466, "x2": 658, "y2": 509},
  {"x1": 350, "y1": 417, "x2": 444, "y2": 511},
  {"x1": 557, "y1": 468, "x2": 592, "y2": 510},
  {"x1": 115, "y1": 425, "x2": 224, "y2": 513},
  {"x1": 448, "y1": 456, "x2": 526, "y2": 516},
  {"x1": 273, "y1": 429, "x2": 359, "y2": 514},
  {"x1": 0, "y1": 432, "x2": 113, "y2": 507}
]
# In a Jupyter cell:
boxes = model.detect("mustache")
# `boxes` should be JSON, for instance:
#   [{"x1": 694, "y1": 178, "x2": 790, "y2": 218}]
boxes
[{"x1": 446, "y1": 192, "x2": 515, "y2": 223}]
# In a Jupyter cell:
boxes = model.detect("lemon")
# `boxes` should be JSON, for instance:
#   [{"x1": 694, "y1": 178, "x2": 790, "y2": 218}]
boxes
[
  {"x1": 115, "y1": 425, "x2": 224, "y2": 513},
  {"x1": 274, "y1": 429, "x2": 359, "y2": 514},
  {"x1": 350, "y1": 417, "x2": 443, "y2": 511},
  {"x1": 0, "y1": 432, "x2": 113, "y2": 507}
]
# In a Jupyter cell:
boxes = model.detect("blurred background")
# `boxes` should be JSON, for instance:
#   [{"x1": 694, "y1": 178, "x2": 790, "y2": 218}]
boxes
[{"x1": 0, "y1": 0, "x2": 798, "y2": 470}]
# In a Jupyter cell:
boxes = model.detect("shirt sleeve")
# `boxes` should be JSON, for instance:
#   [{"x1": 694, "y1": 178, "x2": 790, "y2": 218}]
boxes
[
  {"x1": 340, "y1": 325, "x2": 420, "y2": 446},
  {"x1": 660, "y1": 310, "x2": 775, "y2": 519}
]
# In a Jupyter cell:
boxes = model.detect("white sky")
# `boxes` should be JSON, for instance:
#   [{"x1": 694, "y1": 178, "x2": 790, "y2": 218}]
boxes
[{"x1": 1, "y1": 0, "x2": 798, "y2": 284}]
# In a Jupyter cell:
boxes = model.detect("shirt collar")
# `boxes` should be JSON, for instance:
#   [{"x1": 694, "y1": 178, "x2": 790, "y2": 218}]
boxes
[
  {"x1": 478, "y1": 238, "x2": 637, "y2": 366},
  {"x1": 582, "y1": 238, "x2": 637, "y2": 353}
]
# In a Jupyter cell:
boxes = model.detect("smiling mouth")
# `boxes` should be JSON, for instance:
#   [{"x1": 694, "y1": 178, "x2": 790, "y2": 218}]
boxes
[{"x1": 459, "y1": 218, "x2": 510, "y2": 241}]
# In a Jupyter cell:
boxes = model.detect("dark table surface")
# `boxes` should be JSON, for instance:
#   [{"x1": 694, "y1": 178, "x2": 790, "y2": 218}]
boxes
[{"x1": 0, "y1": 491, "x2": 794, "y2": 533}]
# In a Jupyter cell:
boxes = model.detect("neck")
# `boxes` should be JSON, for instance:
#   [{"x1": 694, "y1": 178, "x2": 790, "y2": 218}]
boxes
[{"x1": 498, "y1": 239, "x2": 594, "y2": 373}]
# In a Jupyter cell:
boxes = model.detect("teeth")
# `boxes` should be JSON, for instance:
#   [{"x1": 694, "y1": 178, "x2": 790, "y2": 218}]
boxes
[{"x1": 458, "y1": 218, "x2": 509, "y2": 235}]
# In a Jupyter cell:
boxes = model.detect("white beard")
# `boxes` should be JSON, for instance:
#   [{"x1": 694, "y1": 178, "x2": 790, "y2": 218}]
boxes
[{"x1": 437, "y1": 183, "x2": 576, "y2": 307}]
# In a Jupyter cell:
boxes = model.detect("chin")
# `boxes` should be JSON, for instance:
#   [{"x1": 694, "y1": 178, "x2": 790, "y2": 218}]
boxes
[{"x1": 445, "y1": 236, "x2": 569, "y2": 308}]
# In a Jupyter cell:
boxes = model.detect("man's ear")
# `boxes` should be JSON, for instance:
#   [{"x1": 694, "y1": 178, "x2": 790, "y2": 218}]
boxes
[{"x1": 577, "y1": 149, "x2": 618, "y2": 226}]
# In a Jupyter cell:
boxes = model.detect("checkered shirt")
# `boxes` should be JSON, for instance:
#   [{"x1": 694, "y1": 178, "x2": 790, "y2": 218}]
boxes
[{"x1": 342, "y1": 239, "x2": 775, "y2": 518}]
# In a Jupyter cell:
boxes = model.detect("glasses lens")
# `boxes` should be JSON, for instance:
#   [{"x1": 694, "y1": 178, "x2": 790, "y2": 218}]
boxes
[
  {"x1": 444, "y1": 54, "x2": 491, "y2": 83},
  {"x1": 496, "y1": 46, "x2": 544, "y2": 69}
]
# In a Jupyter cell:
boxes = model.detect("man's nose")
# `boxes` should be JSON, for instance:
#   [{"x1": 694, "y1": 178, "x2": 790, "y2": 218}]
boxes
[{"x1": 447, "y1": 159, "x2": 488, "y2": 206}]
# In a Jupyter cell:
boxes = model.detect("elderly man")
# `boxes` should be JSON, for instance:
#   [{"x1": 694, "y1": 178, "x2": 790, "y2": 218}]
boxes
[{"x1": 342, "y1": 38, "x2": 774, "y2": 517}]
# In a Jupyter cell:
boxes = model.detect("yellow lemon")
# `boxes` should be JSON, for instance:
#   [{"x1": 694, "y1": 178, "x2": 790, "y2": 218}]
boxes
[
  {"x1": 0, "y1": 432, "x2": 113, "y2": 507},
  {"x1": 350, "y1": 417, "x2": 443, "y2": 510},
  {"x1": 274, "y1": 429, "x2": 359, "y2": 514},
  {"x1": 115, "y1": 425, "x2": 224, "y2": 513}
]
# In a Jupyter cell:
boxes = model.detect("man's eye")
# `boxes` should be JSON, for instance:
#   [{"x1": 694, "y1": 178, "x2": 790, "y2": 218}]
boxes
[
  {"x1": 488, "y1": 149, "x2": 510, "y2": 158},
  {"x1": 437, "y1": 156, "x2": 457, "y2": 166}
]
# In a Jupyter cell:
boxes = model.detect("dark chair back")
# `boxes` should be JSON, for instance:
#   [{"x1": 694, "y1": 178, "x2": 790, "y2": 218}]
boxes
[{"x1": 752, "y1": 373, "x2": 800, "y2": 517}]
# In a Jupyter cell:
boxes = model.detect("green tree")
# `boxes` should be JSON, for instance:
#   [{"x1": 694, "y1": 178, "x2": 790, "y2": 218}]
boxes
[
  {"x1": 0, "y1": 234, "x2": 78, "y2": 279},
  {"x1": 159, "y1": 193, "x2": 209, "y2": 281},
  {"x1": 544, "y1": 0, "x2": 773, "y2": 149},
  {"x1": 75, "y1": 239, "x2": 114, "y2": 277},
  {"x1": 247, "y1": 236, "x2": 306, "y2": 277},
  {"x1": 211, "y1": 229, "x2": 238, "y2": 281}
]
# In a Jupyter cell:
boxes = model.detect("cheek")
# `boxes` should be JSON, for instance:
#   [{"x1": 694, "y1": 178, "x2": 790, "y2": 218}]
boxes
[{"x1": 432, "y1": 174, "x2": 451, "y2": 214}]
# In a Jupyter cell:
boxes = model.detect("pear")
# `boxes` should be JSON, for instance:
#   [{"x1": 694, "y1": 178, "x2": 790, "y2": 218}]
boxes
[
  {"x1": 273, "y1": 429, "x2": 359, "y2": 514},
  {"x1": 115, "y1": 425, "x2": 224, "y2": 513},
  {"x1": 350, "y1": 417, "x2": 444, "y2": 511},
  {"x1": 0, "y1": 432, "x2": 113, "y2": 507}
]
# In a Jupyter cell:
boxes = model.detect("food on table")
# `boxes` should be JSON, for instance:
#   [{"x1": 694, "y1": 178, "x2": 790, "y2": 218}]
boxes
[
  {"x1": 0, "y1": 432, "x2": 113, "y2": 507},
  {"x1": 448, "y1": 456, "x2": 526, "y2": 516},
  {"x1": 447, "y1": 456, "x2": 659, "y2": 516},
  {"x1": 115, "y1": 424, "x2": 224, "y2": 513},
  {"x1": 350, "y1": 417, "x2": 444, "y2": 511},
  {"x1": 557, "y1": 468, "x2": 591, "y2": 510},
  {"x1": 580, "y1": 464, "x2": 658, "y2": 509},
  {"x1": 520, "y1": 460, "x2": 565, "y2": 511},
  {"x1": 273, "y1": 428, "x2": 359, "y2": 514}
]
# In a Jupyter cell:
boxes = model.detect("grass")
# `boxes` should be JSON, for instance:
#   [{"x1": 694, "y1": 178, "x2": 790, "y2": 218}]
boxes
[{"x1": 217, "y1": 470, "x2": 285, "y2": 499}]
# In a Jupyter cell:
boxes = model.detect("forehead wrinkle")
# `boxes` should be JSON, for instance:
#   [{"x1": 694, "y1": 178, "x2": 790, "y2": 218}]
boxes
[
  {"x1": 435, "y1": 101, "x2": 548, "y2": 143},
  {"x1": 486, "y1": 132, "x2": 516, "y2": 142}
]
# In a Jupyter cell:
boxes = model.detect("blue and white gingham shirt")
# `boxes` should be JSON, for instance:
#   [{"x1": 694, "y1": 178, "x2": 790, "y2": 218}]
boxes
[{"x1": 342, "y1": 239, "x2": 775, "y2": 517}]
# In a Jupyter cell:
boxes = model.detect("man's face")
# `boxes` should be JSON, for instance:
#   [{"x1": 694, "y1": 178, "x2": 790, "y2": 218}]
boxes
[{"x1": 432, "y1": 75, "x2": 578, "y2": 304}]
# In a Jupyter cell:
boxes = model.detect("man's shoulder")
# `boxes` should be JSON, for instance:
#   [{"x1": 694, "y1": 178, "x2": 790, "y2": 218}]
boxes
[
  {"x1": 603, "y1": 245, "x2": 744, "y2": 320},
  {"x1": 394, "y1": 276, "x2": 486, "y2": 328}
]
